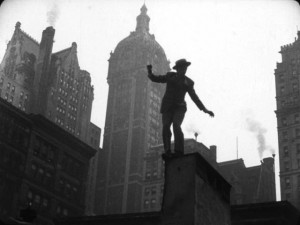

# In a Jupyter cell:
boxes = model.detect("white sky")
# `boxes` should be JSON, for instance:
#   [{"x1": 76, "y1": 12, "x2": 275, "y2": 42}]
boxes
[{"x1": 1, "y1": 0, "x2": 300, "y2": 200}]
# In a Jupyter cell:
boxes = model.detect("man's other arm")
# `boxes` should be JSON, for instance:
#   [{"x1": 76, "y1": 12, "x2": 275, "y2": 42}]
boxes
[{"x1": 188, "y1": 83, "x2": 214, "y2": 117}]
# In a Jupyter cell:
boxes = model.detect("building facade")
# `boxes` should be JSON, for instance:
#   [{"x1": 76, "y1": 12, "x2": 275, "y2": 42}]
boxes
[
  {"x1": 0, "y1": 22, "x2": 98, "y2": 145},
  {"x1": 142, "y1": 139, "x2": 276, "y2": 211},
  {"x1": 95, "y1": 4, "x2": 170, "y2": 214},
  {"x1": 274, "y1": 31, "x2": 300, "y2": 208},
  {"x1": 0, "y1": 22, "x2": 101, "y2": 215},
  {"x1": 218, "y1": 157, "x2": 276, "y2": 205},
  {"x1": 0, "y1": 98, "x2": 96, "y2": 224}
]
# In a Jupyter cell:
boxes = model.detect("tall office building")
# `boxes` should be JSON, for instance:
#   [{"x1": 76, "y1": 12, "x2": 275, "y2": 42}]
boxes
[
  {"x1": 274, "y1": 31, "x2": 300, "y2": 208},
  {"x1": 0, "y1": 22, "x2": 101, "y2": 216},
  {"x1": 0, "y1": 98, "x2": 96, "y2": 224},
  {"x1": 0, "y1": 22, "x2": 99, "y2": 145},
  {"x1": 96, "y1": 4, "x2": 170, "y2": 214}
]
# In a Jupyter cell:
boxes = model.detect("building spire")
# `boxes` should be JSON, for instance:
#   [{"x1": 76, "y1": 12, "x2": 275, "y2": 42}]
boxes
[{"x1": 135, "y1": 4, "x2": 150, "y2": 33}]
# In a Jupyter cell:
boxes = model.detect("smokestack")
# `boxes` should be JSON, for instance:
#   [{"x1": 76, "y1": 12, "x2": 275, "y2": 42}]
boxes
[
  {"x1": 32, "y1": 26, "x2": 55, "y2": 114},
  {"x1": 194, "y1": 132, "x2": 198, "y2": 142}
]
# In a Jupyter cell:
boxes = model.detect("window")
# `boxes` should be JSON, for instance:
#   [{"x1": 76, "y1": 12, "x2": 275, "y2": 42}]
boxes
[
  {"x1": 282, "y1": 118, "x2": 287, "y2": 126},
  {"x1": 11, "y1": 85, "x2": 15, "y2": 94},
  {"x1": 285, "y1": 161, "x2": 290, "y2": 171},
  {"x1": 279, "y1": 74, "x2": 284, "y2": 83},
  {"x1": 145, "y1": 172, "x2": 151, "y2": 180},
  {"x1": 293, "y1": 83, "x2": 298, "y2": 92},
  {"x1": 280, "y1": 86, "x2": 285, "y2": 94},
  {"x1": 284, "y1": 146, "x2": 289, "y2": 157},
  {"x1": 144, "y1": 188, "x2": 150, "y2": 196},
  {"x1": 286, "y1": 193, "x2": 291, "y2": 200},
  {"x1": 282, "y1": 131, "x2": 288, "y2": 141},
  {"x1": 297, "y1": 144, "x2": 300, "y2": 154},
  {"x1": 151, "y1": 187, "x2": 157, "y2": 195},
  {"x1": 285, "y1": 177, "x2": 291, "y2": 189},
  {"x1": 6, "y1": 82, "x2": 11, "y2": 91},
  {"x1": 34, "y1": 195, "x2": 41, "y2": 204},
  {"x1": 151, "y1": 199, "x2": 156, "y2": 208},
  {"x1": 144, "y1": 200, "x2": 149, "y2": 209},
  {"x1": 296, "y1": 129, "x2": 300, "y2": 138},
  {"x1": 296, "y1": 114, "x2": 300, "y2": 124}
]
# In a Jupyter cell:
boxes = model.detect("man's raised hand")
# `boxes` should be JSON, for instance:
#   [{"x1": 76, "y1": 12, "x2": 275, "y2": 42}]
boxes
[{"x1": 147, "y1": 64, "x2": 152, "y2": 74}]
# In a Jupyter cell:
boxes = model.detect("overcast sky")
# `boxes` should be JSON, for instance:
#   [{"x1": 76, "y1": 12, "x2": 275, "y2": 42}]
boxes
[{"x1": 1, "y1": 0, "x2": 300, "y2": 200}]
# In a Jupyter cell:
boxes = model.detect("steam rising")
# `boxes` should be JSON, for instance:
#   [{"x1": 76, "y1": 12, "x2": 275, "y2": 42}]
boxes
[
  {"x1": 246, "y1": 118, "x2": 275, "y2": 159},
  {"x1": 184, "y1": 122, "x2": 201, "y2": 137},
  {"x1": 47, "y1": 3, "x2": 60, "y2": 27}
]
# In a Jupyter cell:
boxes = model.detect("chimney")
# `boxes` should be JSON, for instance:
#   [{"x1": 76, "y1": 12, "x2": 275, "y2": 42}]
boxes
[
  {"x1": 194, "y1": 132, "x2": 198, "y2": 141},
  {"x1": 262, "y1": 156, "x2": 274, "y2": 168},
  {"x1": 209, "y1": 145, "x2": 217, "y2": 162},
  {"x1": 32, "y1": 26, "x2": 55, "y2": 114}
]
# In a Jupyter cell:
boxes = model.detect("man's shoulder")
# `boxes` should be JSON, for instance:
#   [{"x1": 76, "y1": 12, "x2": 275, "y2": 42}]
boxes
[
  {"x1": 185, "y1": 76, "x2": 194, "y2": 86},
  {"x1": 166, "y1": 71, "x2": 176, "y2": 77}
]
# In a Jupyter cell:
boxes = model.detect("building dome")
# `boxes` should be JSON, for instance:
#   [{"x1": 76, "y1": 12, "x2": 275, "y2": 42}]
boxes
[{"x1": 108, "y1": 4, "x2": 170, "y2": 80}]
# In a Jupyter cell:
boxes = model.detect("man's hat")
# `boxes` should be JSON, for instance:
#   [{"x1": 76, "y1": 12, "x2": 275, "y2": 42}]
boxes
[{"x1": 173, "y1": 58, "x2": 191, "y2": 69}]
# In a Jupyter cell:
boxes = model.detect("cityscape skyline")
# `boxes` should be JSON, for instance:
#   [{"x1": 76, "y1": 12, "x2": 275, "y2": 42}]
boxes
[{"x1": 1, "y1": 0, "x2": 300, "y2": 201}]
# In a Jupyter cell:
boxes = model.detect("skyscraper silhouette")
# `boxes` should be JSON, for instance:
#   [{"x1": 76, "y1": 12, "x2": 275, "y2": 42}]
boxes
[{"x1": 95, "y1": 4, "x2": 170, "y2": 214}]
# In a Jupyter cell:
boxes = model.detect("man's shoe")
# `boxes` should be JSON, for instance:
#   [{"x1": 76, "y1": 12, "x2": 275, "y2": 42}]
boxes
[
  {"x1": 173, "y1": 151, "x2": 184, "y2": 157},
  {"x1": 162, "y1": 150, "x2": 172, "y2": 159}
]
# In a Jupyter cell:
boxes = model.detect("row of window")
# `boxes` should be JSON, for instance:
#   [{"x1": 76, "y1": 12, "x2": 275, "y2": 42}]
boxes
[
  {"x1": 283, "y1": 144, "x2": 300, "y2": 157},
  {"x1": 145, "y1": 170, "x2": 160, "y2": 180},
  {"x1": 30, "y1": 162, "x2": 54, "y2": 188},
  {"x1": 281, "y1": 114, "x2": 300, "y2": 126},
  {"x1": 279, "y1": 83, "x2": 299, "y2": 94},
  {"x1": 60, "y1": 154, "x2": 84, "y2": 180},
  {"x1": 0, "y1": 146, "x2": 24, "y2": 172},
  {"x1": 0, "y1": 114, "x2": 30, "y2": 149},
  {"x1": 58, "y1": 177, "x2": 80, "y2": 201},
  {"x1": 283, "y1": 158, "x2": 300, "y2": 171},
  {"x1": 144, "y1": 185, "x2": 164, "y2": 196},
  {"x1": 281, "y1": 129, "x2": 300, "y2": 141},
  {"x1": 143, "y1": 198, "x2": 157, "y2": 209},
  {"x1": 33, "y1": 137, "x2": 56, "y2": 164},
  {"x1": 27, "y1": 190, "x2": 50, "y2": 211},
  {"x1": 280, "y1": 96, "x2": 299, "y2": 108}
]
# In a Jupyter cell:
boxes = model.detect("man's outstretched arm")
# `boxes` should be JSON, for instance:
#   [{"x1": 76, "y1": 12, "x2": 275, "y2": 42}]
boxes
[
  {"x1": 147, "y1": 65, "x2": 167, "y2": 83},
  {"x1": 188, "y1": 86, "x2": 214, "y2": 117}
]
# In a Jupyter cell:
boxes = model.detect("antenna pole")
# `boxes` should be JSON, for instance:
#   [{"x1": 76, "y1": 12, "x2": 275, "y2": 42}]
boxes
[{"x1": 236, "y1": 137, "x2": 239, "y2": 159}]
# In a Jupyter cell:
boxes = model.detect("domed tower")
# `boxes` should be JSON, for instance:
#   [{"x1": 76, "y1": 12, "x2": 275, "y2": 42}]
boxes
[{"x1": 96, "y1": 4, "x2": 170, "y2": 214}]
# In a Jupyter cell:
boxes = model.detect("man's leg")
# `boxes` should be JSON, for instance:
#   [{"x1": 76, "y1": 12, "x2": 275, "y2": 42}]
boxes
[
  {"x1": 162, "y1": 111, "x2": 173, "y2": 154},
  {"x1": 173, "y1": 107, "x2": 186, "y2": 154}
]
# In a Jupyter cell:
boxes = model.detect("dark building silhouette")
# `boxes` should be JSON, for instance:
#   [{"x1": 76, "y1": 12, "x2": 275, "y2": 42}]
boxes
[
  {"x1": 0, "y1": 22, "x2": 101, "y2": 216},
  {"x1": 56, "y1": 153, "x2": 232, "y2": 225},
  {"x1": 218, "y1": 157, "x2": 276, "y2": 205},
  {"x1": 274, "y1": 31, "x2": 300, "y2": 208},
  {"x1": 55, "y1": 154, "x2": 300, "y2": 225},
  {"x1": 96, "y1": 4, "x2": 170, "y2": 214},
  {"x1": 0, "y1": 22, "x2": 99, "y2": 146},
  {"x1": 0, "y1": 98, "x2": 96, "y2": 224},
  {"x1": 142, "y1": 139, "x2": 276, "y2": 211}
]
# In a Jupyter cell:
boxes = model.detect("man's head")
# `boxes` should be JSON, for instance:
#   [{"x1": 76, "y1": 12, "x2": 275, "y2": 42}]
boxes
[{"x1": 173, "y1": 59, "x2": 191, "y2": 75}]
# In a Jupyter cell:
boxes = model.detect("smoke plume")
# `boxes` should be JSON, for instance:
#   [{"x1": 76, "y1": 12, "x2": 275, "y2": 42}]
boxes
[
  {"x1": 47, "y1": 3, "x2": 60, "y2": 27},
  {"x1": 246, "y1": 118, "x2": 275, "y2": 159},
  {"x1": 184, "y1": 122, "x2": 201, "y2": 139}
]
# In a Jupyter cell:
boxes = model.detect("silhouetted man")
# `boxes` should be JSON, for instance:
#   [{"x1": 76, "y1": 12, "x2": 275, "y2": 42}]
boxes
[{"x1": 147, "y1": 59, "x2": 214, "y2": 157}]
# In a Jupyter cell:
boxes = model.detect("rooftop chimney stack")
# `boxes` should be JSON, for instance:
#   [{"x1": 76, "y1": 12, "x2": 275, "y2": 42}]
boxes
[
  {"x1": 194, "y1": 132, "x2": 198, "y2": 142},
  {"x1": 32, "y1": 26, "x2": 55, "y2": 114}
]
